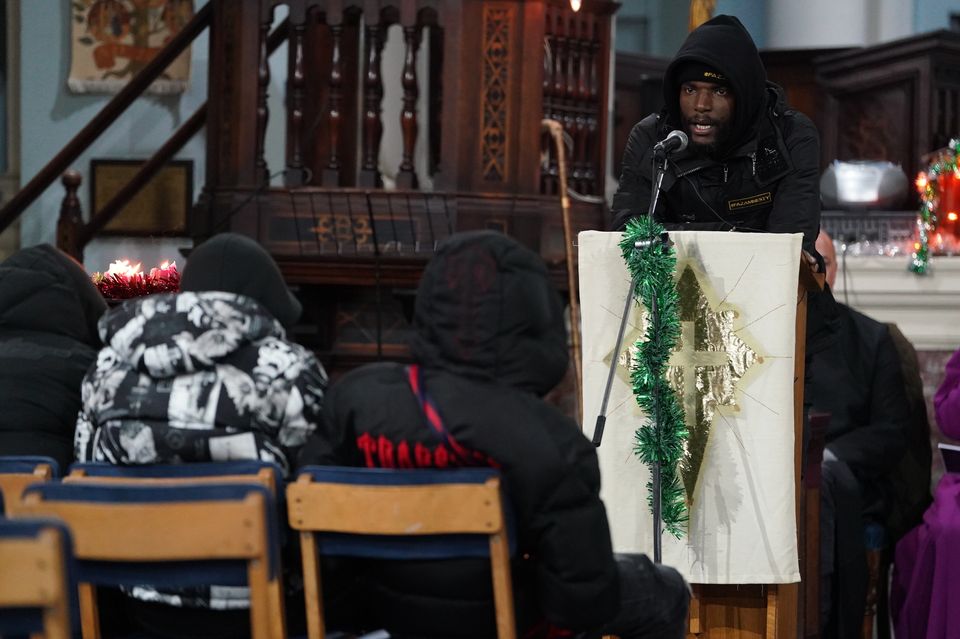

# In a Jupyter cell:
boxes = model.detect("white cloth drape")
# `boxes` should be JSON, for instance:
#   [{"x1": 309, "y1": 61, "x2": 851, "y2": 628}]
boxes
[{"x1": 579, "y1": 230, "x2": 802, "y2": 584}]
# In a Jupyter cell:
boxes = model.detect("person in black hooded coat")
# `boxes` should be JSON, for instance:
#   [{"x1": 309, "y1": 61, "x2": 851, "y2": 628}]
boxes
[
  {"x1": 0, "y1": 244, "x2": 107, "y2": 471},
  {"x1": 610, "y1": 14, "x2": 821, "y2": 255},
  {"x1": 298, "y1": 231, "x2": 689, "y2": 639}
]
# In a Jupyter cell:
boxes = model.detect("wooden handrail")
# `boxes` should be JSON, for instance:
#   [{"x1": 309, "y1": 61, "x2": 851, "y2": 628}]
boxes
[
  {"x1": 0, "y1": 3, "x2": 212, "y2": 235},
  {"x1": 76, "y1": 18, "x2": 292, "y2": 247},
  {"x1": 78, "y1": 106, "x2": 208, "y2": 245}
]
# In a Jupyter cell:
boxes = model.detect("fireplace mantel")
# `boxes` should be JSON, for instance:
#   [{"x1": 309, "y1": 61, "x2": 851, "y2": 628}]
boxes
[{"x1": 832, "y1": 256, "x2": 960, "y2": 351}]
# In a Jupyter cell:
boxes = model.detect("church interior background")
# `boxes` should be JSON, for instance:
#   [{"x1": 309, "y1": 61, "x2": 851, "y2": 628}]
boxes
[{"x1": 0, "y1": 0, "x2": 959, "y2": 487}]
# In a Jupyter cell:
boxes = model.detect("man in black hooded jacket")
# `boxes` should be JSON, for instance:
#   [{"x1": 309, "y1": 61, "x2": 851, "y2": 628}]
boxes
[
  {"x1": 299, "y1": 231, "x2": 689, "y2": 639},
  {"x1": 611, "y1": 14, "x2": 821, "y2": 255}
]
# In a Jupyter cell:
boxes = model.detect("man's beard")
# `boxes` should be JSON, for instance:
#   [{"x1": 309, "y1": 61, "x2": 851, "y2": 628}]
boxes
[{"x1": 682, "y1": 117, "x2": 732, "y2": 158}]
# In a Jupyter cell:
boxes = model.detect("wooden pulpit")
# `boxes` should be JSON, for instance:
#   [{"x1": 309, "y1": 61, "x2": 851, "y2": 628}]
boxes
[{"x1": 578, "y1": 231, "x2": 824, "y2": 639}]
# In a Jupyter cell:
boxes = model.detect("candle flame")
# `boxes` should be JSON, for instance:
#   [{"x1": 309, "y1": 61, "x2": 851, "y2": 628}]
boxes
[
  {"x1": 105, "y1": 259, "x2": 143, "y2": 278},
  {"x1": 948, "y1": 212, "x2": 958, "y2": 222}
]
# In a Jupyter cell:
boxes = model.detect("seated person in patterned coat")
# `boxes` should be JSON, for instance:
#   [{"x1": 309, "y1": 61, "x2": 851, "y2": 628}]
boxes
[{"x1": 75, "y1": 232, "x2": 328, "y2": 639}]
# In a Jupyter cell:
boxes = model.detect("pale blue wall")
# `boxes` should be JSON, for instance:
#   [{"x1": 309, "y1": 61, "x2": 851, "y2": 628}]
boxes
[
  {"x1": 615, "y1": 0, "x2": 688, "y2": 57},
  {"x1": 614, "y1": 0, "x2": 960, "y2": 54},
  {"x1": 616, "y1": 0, "x2": 767, "y2": 55},
  {"x1": 17, "y1": 0, "x2": 290, "y2": 270},
  {"x1": 915, "y1": 0, "x2": 959, "y2": 32},
  {"x1": 18, "y1": 0, "x2": 210, "y2": 256},
  {"x1": 715, "y1": 0, "x2": 766, "y2": 48}
]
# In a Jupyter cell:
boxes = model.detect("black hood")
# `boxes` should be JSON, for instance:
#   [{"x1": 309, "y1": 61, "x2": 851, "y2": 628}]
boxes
[
  {"x1": 410, "y1": 231, "x2": 569, "y2": 396},
  {"x1": 181, "y1": 233, "x2": 302, "y2": 329},
  {"x1": 0, "y1": 244, "x2": 107, "y2": 345},
  {"x1": 663, "y1": 14, "x2": 768, "y2": 155}
]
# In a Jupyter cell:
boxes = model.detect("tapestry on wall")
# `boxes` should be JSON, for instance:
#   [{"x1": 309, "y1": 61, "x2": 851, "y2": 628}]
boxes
[{"x1": 68, "y1": 0, "x2": 194, "y2": 95}]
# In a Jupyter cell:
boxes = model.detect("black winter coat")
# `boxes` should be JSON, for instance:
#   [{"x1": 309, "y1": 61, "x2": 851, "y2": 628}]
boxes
[
  {"x1": 298, "y1": 231, "x2": 620, "y2": 638},
  {"x1": 808, "y1": 303, "x2": 909, "y2": 521},
  {"x1": 0, "y1": 245, "x2": 107, "y2": 471},
  {"x1": 611, "y1": 15, "x2": 822, "y2": 254}
]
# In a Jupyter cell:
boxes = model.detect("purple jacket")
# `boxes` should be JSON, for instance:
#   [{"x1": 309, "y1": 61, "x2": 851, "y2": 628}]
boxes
[{"x1": 934, "y1": 349, "x2": 960, "y2": 440}]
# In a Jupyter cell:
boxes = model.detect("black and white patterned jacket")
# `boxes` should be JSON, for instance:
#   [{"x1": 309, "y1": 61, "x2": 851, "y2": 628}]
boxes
[
  {"x1": 74, "y1": 291, "x2": 327, "y2": 610},
  {"x1": 75, "y1": 290, "x2": 327, "y2": 477}
]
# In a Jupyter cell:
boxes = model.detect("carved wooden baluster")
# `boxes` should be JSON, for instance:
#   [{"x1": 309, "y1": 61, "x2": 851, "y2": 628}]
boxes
[
  {"x1": 553, "y1": 18, "x2": 566, "y2": 99},
  {"x1": 286, "y1": 4, "x2": 307, "y2": 186},
  {"x1": 57, "y1": 170, "x2": 84, "y2": 262},
  {"x1": 425, "y1": 23, "x2": 443, "y2": 176},
  {"x1": 322, "y1": 22, "x2": 344, "y2": 186},
  {"x1": 565, "y1": 16, "x2": 578, "y2": 101},
  {"x1": 566, "y1": 16, "x2": 583, "y2": 188},
  {"x1": 552, "y1": 15, "x2": 567, "y2": 135},
  {"x1": 585, "y1": 28, "x2": 601, "y2": 194},
  {"x1": 541, "y1": 11, "x2": 556, "y2": 194},
  {"x1": 359, "y1": 21, "x2": 385, "y2": 188},
  {"x1": 255, "y1": 7, "x2": 272, "y2": 185},
  {"x1": 575, "y1": 16, "x2": 591, "y2": 192},
  {"x1": 397, "y1": 24, "x2": 422, "y2": 189},
  {"x1": 543, "y1": 14, "x2": 553, "y2": 98}
]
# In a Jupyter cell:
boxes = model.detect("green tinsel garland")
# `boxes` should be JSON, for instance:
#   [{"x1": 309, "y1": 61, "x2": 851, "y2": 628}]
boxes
[
  {"x1": 911, "y1": 138, "x2": 960, "y2": 274},
  {"x1": 620, "y1": 217, "x2": 688, "y2": 537}
]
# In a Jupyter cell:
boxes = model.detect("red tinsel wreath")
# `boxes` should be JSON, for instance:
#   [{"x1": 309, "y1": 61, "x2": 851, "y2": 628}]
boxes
[{"x1": 92, "y1": 259, "x2": 180, "y2": 301}]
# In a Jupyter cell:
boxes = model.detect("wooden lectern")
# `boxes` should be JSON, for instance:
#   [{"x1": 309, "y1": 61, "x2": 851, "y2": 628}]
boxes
[
  {"x1": 578, "y1": 231, "x2": 825, "y2": 639},
  {"x1": 686, "y1": 259, "x2": 824, "y2": 639}
]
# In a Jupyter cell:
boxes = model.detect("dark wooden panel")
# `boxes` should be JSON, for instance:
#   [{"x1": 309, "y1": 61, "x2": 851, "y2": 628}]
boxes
[
  {"x1": 611, "y1": 52, "x2": 668, "y2": 181},
  {"x1": 816, "y1": 30, "x2": 960, "y2": 204}
]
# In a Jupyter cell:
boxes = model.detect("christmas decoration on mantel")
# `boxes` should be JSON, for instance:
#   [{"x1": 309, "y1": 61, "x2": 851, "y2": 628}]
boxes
[
  {"x1": 911, "y1": 138, "x2": 960, "y2": 274},
  {"x1": 620, "y1": 217, "x2": 689, "y2": 537},
  {"x1": 92, "y1": 259, "x2": 180, "y2": 300}
]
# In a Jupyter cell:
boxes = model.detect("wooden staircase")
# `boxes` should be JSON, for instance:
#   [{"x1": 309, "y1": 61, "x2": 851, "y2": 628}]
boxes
[{"x1": 0, "y1": 0, "x2": 619, "y2": 373}]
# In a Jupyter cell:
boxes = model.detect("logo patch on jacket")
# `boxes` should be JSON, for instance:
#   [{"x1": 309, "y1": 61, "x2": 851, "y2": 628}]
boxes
[{"x1": 727, "y1": 192, "x2": 772, "y2": 211}]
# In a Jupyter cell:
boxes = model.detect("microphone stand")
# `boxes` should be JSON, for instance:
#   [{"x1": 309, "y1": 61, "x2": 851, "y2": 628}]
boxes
[{"x1": 593, "y1": 146, "x2": 672, "y2": 564}]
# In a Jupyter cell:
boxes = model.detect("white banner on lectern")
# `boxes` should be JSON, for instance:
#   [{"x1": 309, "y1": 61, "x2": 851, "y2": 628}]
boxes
[{"x1": 579, "y1": 230, "x2": 802, "y2": 584}]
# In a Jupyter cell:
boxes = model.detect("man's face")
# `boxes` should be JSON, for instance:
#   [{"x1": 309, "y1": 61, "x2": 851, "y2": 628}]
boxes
[{"x1": 679, "y1": 81, "x2": 735, "y2": 156}]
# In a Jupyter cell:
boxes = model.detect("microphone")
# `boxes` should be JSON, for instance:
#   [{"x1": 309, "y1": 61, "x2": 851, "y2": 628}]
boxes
[{"x1": 654, "y1": 130, "x2": 689, "y2": 156}]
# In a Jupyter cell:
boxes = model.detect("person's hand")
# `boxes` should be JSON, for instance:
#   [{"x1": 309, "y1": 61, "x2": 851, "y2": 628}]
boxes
[{"x1": 802, "y1": 249, "x2": 821, "y2": 272}]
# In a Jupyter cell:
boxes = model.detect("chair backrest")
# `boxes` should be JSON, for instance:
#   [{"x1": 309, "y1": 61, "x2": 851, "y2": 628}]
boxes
[
  {"x1": 0, "y1": 517, "x2": 76, "y2": 639},
  {"x1": 0, "y1": 455, "x2": 60, "y2": 515},
  {"x1": 287, "y1": 466, "x2": 517, "y2": 639},
  {"x1": 66, "y1": 460, "x2": 282, "y2": 495},
  {"x1": 14, "y1": 482, "x2": 282, "y2": 639}
]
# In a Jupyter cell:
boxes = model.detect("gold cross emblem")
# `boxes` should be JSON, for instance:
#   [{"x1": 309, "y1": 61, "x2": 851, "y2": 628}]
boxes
[{"x1": 606, "y1": 263, "x2": 764, "y2": 505}]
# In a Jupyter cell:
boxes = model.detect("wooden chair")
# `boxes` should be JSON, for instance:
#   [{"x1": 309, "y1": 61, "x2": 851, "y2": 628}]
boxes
[
  {"x1": 14, "y1": 481, "x2": 284, "y2": 639},
  {"x1": 65, "y1": 460, "x2": 281, "y2": 493},
  {"x1": 62, "y1": 461, "x2": 287, "y2": 639},
  {"x1": 0, "y1": 455, "x2": 60, "y2": 515},
  {"x1": 0, "y1": 517, "x2": 75, "y2": 639},
  {"x1": 287, "y1": 466, "x2": 516, "y2": 639}
]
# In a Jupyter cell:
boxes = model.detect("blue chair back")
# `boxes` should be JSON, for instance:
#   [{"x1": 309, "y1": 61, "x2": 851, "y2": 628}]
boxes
[
  {"x1": 0, "y1": 517, "x2": 77, "y2": 639},
  {"x1": 291, "y1": 466, "x2": 516, "y2": 558},
  {"x1": 0, "y1": 456, "x2": 61, "y2": 477},
  {"x1": 14, "y1": 482, "x2": 283, "y2": 639},
  {"x1": 287, "y1": 466, "x2": 518, "y2": 639},
  {"x1": 0, "y1": 455, "x2": 60, "y2": 515},
  {"x1": 67, "y1": 460, "x2": 283, "y2": 497}
]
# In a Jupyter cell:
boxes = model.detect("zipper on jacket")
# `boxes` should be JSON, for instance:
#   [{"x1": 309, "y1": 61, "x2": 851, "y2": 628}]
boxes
[{"x1": 723, "y1": 164, "x2": 728, "y2": 183}]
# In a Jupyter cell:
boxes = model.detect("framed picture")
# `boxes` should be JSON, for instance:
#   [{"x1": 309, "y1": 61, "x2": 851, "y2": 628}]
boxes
[{"x1": 90, "y1": 159, "x2": 193, "y2": 236}]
